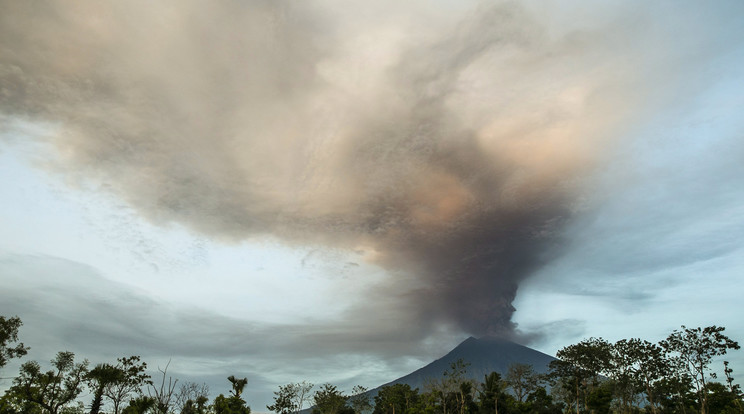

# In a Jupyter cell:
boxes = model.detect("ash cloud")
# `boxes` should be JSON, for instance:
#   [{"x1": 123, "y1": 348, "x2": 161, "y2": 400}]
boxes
[{"x1": 0, "y1": 1, "x2": 664, "y2": 336}]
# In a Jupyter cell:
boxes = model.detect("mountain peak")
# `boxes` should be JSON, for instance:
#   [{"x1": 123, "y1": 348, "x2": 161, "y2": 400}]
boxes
[{"x1": 374, "y1": 336, "x2": 556, "y2": 393}]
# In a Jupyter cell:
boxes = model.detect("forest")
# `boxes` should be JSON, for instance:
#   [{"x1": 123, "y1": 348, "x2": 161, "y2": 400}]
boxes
[{"x1": 1, "y1": 315, "x2": 741, "y2": 414}]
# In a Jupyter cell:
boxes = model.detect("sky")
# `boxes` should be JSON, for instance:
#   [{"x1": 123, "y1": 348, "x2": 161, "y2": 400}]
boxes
[{"x1": 1, "y1": 0, "x2": 744, "y2": 411}]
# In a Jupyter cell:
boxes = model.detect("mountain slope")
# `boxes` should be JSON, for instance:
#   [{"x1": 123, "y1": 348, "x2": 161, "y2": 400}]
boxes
[
  {"x1": 300, "y1": 336, "x2": 557, "y2": 414},
  {"x1": 375, "y1": 336, "x2": 556, "y2": 392}
]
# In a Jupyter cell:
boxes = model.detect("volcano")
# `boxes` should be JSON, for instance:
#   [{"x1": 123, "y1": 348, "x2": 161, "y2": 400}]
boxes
[
  {"x1": 373, "y1": 336, "x2": 556, "y2": 392},
  {"x1": 301, "y1": 336, "x2": 557, "y2": 413}
]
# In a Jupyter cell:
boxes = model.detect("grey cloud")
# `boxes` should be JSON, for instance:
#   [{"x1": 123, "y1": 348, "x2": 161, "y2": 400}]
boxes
[
  {"x1": 0, "y1": 254, "x2": 446, "y2": 406},
  {"x1": 0, "y1": 254, "x2": 426, "y2": 361},
  {"x1": 515, "y1": 319, "x2": 587, "y2": 349}
]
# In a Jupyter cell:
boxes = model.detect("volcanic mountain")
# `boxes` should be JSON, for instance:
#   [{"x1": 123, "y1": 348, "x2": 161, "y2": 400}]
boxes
[
  {"x1": 301, "y1": 336, "x2": 557, "y2": 413},
  {"x1": 373, "y1": 336, "x2": 556, "y2": 392}
]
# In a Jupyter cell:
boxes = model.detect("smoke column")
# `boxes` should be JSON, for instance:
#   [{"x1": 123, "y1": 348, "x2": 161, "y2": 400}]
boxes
[{"x1": 0, "y1": 1, "x2": 654, "y2": 336}]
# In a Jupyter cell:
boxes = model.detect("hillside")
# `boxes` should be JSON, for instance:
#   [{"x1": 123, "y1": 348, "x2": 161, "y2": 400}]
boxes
[{"x1": 374, "y1": 336, "x2": 556, "y2": 392}]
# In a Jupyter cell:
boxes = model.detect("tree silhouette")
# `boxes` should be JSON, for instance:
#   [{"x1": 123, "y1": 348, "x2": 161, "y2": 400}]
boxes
[
  {"x1": 215, "y1": 376, "x2": 251, "y2": 414},
  {"x1": 87, "y1": 363, "x2": 124, "y2": 414},
  {"x1": 228, "y1": 376, "x2": 248, "y2": 399},
  {"x1": 104, "y1": 356, "x2": 152, "y2": 414},
  {"x1": 661, "y1": 325, "x2": 741, "y2": 414},
  {"x1": 9, "y1": 351, "x2": 89, "y2": 414},
  {"x1": 0, "y1": 315, "x2": 29, "y2": 371}
]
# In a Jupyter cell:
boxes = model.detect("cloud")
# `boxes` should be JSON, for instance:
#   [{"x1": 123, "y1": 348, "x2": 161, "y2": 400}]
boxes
[
  {"x1": 0, "y1": 253, "x2": 455, "y2": 403},
  {"x1": 1, "y1": 0, "x2": 740, "y2": 339}
]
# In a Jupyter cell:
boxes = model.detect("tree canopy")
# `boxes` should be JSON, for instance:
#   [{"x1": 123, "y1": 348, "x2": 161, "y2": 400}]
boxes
[{"x1": 0, "y1": 315, "x2": 29, "y2": 371}]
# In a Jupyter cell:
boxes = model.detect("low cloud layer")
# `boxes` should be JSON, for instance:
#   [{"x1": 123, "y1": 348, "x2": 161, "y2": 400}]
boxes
[
  {"x1": 1, "y1": 0, "x2": 739, "y2": 338},
  {"x1": 0, "y1": 253, "x2": 451, "y2": 401}
]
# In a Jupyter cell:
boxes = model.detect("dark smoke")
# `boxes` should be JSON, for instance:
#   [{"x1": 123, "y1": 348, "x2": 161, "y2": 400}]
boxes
[{"x1": 0, "y1": 0, "x2": 647, "y2": 336}]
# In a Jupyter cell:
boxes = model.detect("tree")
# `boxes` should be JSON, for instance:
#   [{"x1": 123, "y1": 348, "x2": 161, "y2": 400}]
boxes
[
  {"x1": 446, "y1": 360, "x2": 472, "y2": 414},
  {"x1": 0, "y1": 384, "x2": 43, "y2": 414},
  {"x1": 0, "y1": 316, "x2": 29, "y2": 371},
  {"x1": 607, "y1": 339, "x2": 638, "y2": 413},
  {"x1": 348, "y1": 386, "x2": 371, "y2": 414},
  {"x1": 456, "y1": 381, "x2": 477, "y2": 414},
  {"x1": 504, "y1": 363, "x2": 539, "y2": 403},
  {"x1": 559, "y1": 337, "x2": 613, "y2": 385},
  {"x1": 214, "y1": 376, "x2": 250, "y2": 414},
  {"x1": 175, "y1": 382, "x2": 210, "y2": 414},
  {"x1": 60, "y1": 402, "x2": 85, "y2": 414},
  {"x1": 547, "y1": 358, "x2": 586, "y2": 414},
  {"x1": 521, "y1": 387, "x2": 563, "y2": 414},
  {"x1": 425, "y1": 359, "x2": 471, "y2": 414},
  {"x1": 148, "y1": 361, "x2": 178, "y2": 414},
  {"x1": 550, "y1": 337, "x2": 612, "y2": 414},
  {"x1": 267, "y1": 382, "x2": 313, "y2": 414},
  {"x1": 661, "y1": 325, "x2": 741, "y2": 414},
  {"x1": 703, "y1": 382, "x2": 741, "y2": 414},
  {"x1": 723, "y1": 361, "x2": 743, "y2": 414},
  {"x1": 87, "y1": 363, "x2": 124, "y2": 414},
  {"x1": 312, "y1": 384, "x2": 347, "y2": 414},
  {"x1": 373, "y1": 384, "x2": 419, "y2": 414},
  {"x1": 652, "y1": 373, "x2": 696, "y2": 414},
  {"x1": 610, "y1": 338, "x2": 669, "y2": 414},
  {"x1": 9, "y1": 351, "x2": 89, "y2": 414},
  {"x1": 104, "y1": 356, "x2": 152, "y2": 414},
  {"x1": 214, "y1": 394, "x2": 250, "y2": 414},
  {"x1": 122, "y1": 396, "x2": 157, "y2": 414},
  {"x1": 585, "y1": 381, "x2": 612, "y2": 414},
  {"x1": 181, "y1": 395, "x2": 208, "y2": 414},
  {"x1": 476, "y1": 372, "x2": 508, "y2": 414},
  {"x1": 228, "y1": 377, "x2": 248, "y2": 399},
  {"x1": 268, "y1": 384, "x2": 300, "y2": 414},
  {"x1": 294, "y1": 382, "x2": 315, "y2": 414}
]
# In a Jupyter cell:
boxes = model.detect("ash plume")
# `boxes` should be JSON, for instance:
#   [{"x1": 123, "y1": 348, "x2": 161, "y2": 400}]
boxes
[{"x1": 0, "y1": 1, "x2": 655, "y2": 336}]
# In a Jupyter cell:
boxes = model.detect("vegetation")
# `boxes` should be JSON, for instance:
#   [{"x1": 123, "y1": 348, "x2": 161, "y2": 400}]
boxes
[
  {"x1": 267, "y1": 382, "x2": 314, "y2": 414},
  {"x1": 0, "y1": 316, "x2": 28, "y2": 372},
  {"x1": 1, "y1": 315, "x2": 742, "y2": 414}
]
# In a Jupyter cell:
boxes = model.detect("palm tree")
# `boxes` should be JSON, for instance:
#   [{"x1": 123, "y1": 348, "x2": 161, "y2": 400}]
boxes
[{"x1": 228, "y1": 376, "x2": 248, "y2": 398}]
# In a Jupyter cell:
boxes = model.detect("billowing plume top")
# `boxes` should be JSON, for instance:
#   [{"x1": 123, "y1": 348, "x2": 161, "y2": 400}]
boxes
[{"x1": 0, "y1": 0, "x2": 666, "y2": 336}]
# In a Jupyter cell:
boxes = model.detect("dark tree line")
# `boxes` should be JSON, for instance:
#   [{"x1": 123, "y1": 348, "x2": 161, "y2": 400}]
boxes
[
  {"x1": 0, "y1": 316, "x2": 247, "y2": 414},
  {"x1": 271, "y1": 327, "x2": 742, "y2": 414},
  {"x1": 1, "y1": 315, "x2": 742, "y2": 414},
  {"x1": 547, "y1": 326, "x2": 741, "y2": 414}
]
